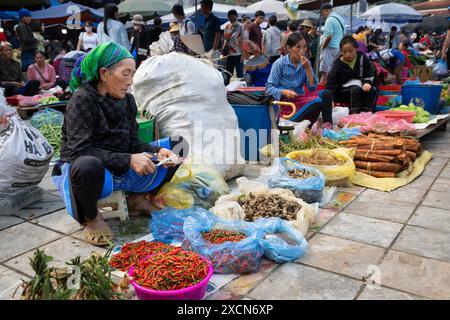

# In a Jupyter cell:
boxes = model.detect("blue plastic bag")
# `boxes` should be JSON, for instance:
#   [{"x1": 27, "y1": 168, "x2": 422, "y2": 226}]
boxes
[
  {"x1": 254, "y1": 218, "x2": 308, "y2": 263},
  {"x1": 30, "y1": 108, "x2": 64, "y2": 130},
  {"x1": 150, "y1": 207, "x2": 213, "y2": 243},
  {"x1": 182, "y1": 208, "x2": 264, "y2": 274},
  {"x1": 322, "y1": 128, "x2": 361, "y2": 141},
  {"x1": 433, "y1": 59, "x2": 449, "y2": 80},
  {"x1": 268, "y1": 158, "x2": 325, "y2": 203}
]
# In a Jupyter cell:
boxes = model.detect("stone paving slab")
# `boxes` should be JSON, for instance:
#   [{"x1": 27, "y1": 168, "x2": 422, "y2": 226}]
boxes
[
  {"x1": 422, "y1": 190, "x2": 450, "y2": 210},
  {"x1": 32, "y1": 209, "x2": 82, "y2": 235},
  {"x1": 0, "y1": 223, "x2": 62, "y2": 262},
  {"x1": 0, "y1": 265, "x2": 29, "y2": 300},
  {"x1": 321, "y1": 192, "x2": 356, "y2": 211},
  {"x1": 4, "y1": 237, "x2": 107, "y2": 277},
  {"x1": 440, "y1": 165, "x2": 450, "y2": 179},
  {"x1": 0, "y1": 216, "x2": 25, "y2": 231},
  {"x1": 38, "y1": 176, "x2": 57, "y2": 193},
  {"x1": 408, "y1": 206, "x2": 450, "y2": 233},
  {"x1": 320, "y1": 213, "x2": 403, "y2": 248},
  {"x1": 342, "y1": 195, "x2": 416, "y2": 224},
  {"x1": 378, "y1": 250, "x2": 450, "y2": 300},
  {"x1": 393, "y1": 225, "x2": 450, "y2": 263},
  {"x1": 357, "y1": 286, "x2": 428, "y2": 300},
  {"x1": 403, "y1": 175, "x2": 435, "y2": 190},
  {"x1": 430, "y1": 177, "x2": 450, "y2": 192},
  {"x1": 420, "y1": 157, "x2": 448, "y2": 177},
  {"x1": 247, "y1": 263, "x2": 362, "y2": 300},
  {"x1": 213, "y1": 259, "x2": 279, "y2": 297},
  {"x1": 298, "y1": 234, "x2": 385, "y2": 280},
  {"x1": 13, "y1": 193, "x2": 65, "y2": 220},
  {"x1": 361, "y1": 187, "x2": 427, "y2": 205}
]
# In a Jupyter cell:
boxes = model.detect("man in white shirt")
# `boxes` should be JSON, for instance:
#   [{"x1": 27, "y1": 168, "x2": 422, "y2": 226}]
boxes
[
  {"x1": 264, "y1": 15, "x2": 281, "y2": 64},
  {"x1": 172, "y1": 4, "x2": 195, "y2": 36}
]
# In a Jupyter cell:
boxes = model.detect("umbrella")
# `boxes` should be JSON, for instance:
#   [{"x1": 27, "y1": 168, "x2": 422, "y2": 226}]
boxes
[
  {"x1": 403, "y1": 15, "x2": 449, "y2": 34},
  {"x1": 247, "y1": 0, "x2": 318, "y2": 21},
  {"x1": 292, "y1": 0, "x2": 358, "y2": 11},
  {"x1": 360, "y1": 3, "x2": 423, "y2": 22},
  {"x1": 118, "y1": 0, "x2": 172, "y2": 16}
]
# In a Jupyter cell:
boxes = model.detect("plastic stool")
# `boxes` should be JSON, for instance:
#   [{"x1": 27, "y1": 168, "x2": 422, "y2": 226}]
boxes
[{"x1": 97, "y1": 191, "x2": 129, "y2": 221}]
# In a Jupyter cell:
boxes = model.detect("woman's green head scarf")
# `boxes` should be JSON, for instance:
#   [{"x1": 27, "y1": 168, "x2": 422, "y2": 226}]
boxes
[{"x1": 69, "y1": 42, "x2": 133, "y2": 91}]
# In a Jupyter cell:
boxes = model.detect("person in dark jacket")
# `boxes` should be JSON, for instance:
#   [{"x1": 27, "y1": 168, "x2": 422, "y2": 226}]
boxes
[
  {"x1": 16, "y1": 9, "x2": 37, "y2": 71},
  {"x1": 53, "y1": 43, "x2": 188, "y2": 246},
  {"x1": 326, "y1": 36, "x2": 377, "y2": 114},
  {"x1": 0, "y1": 42, "x2": 40, "y2": 97},
  {"x1": 129, "y1": 14, "x2": 152, "y2": 66},
  {"x1": 149, "y1": 17, "x2": 163, "y2": 45}
]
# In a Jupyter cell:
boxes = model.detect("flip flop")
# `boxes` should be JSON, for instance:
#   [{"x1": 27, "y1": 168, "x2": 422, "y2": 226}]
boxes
[{"x1": 84, "y1": 228, "x2": 113, "y2": 247}]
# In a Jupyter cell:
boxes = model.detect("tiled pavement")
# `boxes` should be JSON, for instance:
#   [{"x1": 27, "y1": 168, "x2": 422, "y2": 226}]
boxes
[{"x1": 1, "y1": 128, "x2": 450, "y2": 300}]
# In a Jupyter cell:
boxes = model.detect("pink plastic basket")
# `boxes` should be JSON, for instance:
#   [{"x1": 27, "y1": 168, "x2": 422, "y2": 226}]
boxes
[{"x1": 129, "y1": 256, "x2": 213, "y2": 300}]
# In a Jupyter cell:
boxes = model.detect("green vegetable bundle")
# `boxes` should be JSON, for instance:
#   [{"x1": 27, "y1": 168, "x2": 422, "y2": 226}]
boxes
[
  {"x1": 39, "y1": 96, "x2": 59, "y2": 105},
  {"x1": 392, "y1": 104, "x2": 430, "y2": 123},
  {"x1": 40, "y1": 124, "x2": 62, "y2": 159}
]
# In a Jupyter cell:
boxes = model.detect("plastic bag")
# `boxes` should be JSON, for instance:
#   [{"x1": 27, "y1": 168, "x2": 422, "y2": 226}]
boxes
[
  {"x1": 332, "y1": 107, "x2": 349, "y2": 126},
  {"x1": 0, "y1": 112, "x2": 53, "y2": 193},
  {"x1": 268, "y1": 158, "x2": 325, "y2": 203},
  {"x1": 286, "y1": 148, "x2": 356, "y2": 187},
  {"x1": 182, "y1": 209, "x2": 264, "y2": 274},
  {"x1": 254, "y1": 218, "x2": 308, "y2": 263},
  {"x1": 211, "y1": 187, "x2": 318, "y2": 236},
  {"x1": 236, "y1": 177, "x2": 270, "y2": 196},
  {"x1": 30, "y1": 108, "x2": 64, "y2": 130},
  {"x1": 0, "y1": 186, "x2": 43, "y2": 216},
  {"x1": 133, "y1": 52, "x2": 245, "y2": 180},
  {"x1": 154, "y1": 163, "x2": 230, "y2": 210},
  {"x1": 322, "y1": 127, "x2": 361, "y2": 141},
  {"x1": 150, "y1": 207, "x2": 214, "y2": 243},
  {"x1": 432, "y1": 59, "x2": 449, "y2": 80}
]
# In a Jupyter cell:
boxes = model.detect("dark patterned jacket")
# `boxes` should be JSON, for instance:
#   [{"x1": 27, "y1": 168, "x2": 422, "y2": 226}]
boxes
[{"x1": 60, "y1": 83, "x2": 160, "y2": 176}]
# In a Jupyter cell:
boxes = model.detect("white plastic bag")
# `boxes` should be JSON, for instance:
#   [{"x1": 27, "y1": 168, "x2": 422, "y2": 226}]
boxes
[
  {"x1": 332, "y1": 107, "x2": 349, "y2": 127},
  {"x1": 149, "y1": 31, "x2": 174, "y2": 56},
  {"x1": 133, "y1": 52, "x2": 244, "y2": 180},
  {"x1": 0, "y1": 89, "x2": 53, "y2": 194},
  {"x1": 226, "y1": 80, "x2": 247, "y2": 92},
  {"x1": 236, "y1": 177, "x2": 269, "y2": 195}
]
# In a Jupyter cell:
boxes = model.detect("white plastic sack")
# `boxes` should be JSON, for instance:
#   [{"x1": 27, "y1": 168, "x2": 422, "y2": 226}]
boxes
[
  {"x1": 133, "y1": 52, "x2": 244, "y2": 180},
  {"x1": 210, "y1": 177, "x2": 318, "y2": 235},
  {"x1": 0, "y1": 90, "x2": 53, "y2": 193},
  {"x1": 149, "y1": 31, "x2": 174, "y2": 56},
  {"x1": 332, "y1": 107, "x2": 349, "y2": 127}
]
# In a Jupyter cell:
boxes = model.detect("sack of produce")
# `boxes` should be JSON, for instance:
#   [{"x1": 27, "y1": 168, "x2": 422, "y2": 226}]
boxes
[
  {"x1": 268, "y1": 158, "x2": 325, "y2": 203},
  {"x1": 254, "y1": 218, "x2": 308, "y2": 263},
  {"x1": 286, "y1": 148, "x2": 355, "y2": 186},
  {"x1": 154, "y1": 163, "x2": 230, "y2": 210},
  {"x1": 30, "y1": 109, "x2": 63, "y2": 160},
  {"x1": 151, "y1": 207, "x2": 215, "y2": 243},
  {"x1": 0, "y1": 90, "x2": 52, "y2": 212},
  {"x1": 133, "y1": 52, "x2": 244, "y2": 180},
  {"x1": 182, "y1": 209, "x2": 264, "y2": 274}
]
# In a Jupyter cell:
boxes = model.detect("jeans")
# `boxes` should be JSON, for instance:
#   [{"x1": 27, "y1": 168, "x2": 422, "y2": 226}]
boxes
[
  {"x1": 333, "y1": 86, "x2": 378, "y2": 114},
  {"x1": 225, "y1": 55, "x2": 244, "y2": 85}
]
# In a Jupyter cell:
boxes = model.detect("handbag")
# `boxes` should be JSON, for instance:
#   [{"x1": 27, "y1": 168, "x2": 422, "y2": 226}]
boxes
[{"x1": 222, "y1": 23, "x2": 239, "y2": 56}]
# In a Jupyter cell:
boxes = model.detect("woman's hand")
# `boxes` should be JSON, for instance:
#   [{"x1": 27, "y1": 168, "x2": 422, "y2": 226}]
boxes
[
  {"x1": 282, "y1": 90, "x2": 299, "y2": 99},
  {"x1": 130, "y1": 153, "x2": 156, "y2": 176},
  {"x1": 299, "y1": 54, "x2": 311, "y2": 70},
  {"x1": 362, "y1": 83, "x2": 372, "y2": 92},
  {"x1": 157, "y1": 148, "x2": 178, "y2": 168}
]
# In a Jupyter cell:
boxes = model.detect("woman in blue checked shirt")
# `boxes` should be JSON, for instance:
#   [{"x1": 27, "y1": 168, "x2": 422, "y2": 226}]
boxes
[{"x1": 266, "y1": 32, "x2": 333, "y2": 126}]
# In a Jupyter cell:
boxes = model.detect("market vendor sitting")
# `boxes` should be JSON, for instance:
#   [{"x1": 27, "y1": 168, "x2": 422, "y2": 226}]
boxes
[
  {"x1": 379, "y1": 48, "x2": 405, "y2": 85},
  {"x1": 0, "y1": 41, "x2": 40, "y2": 97},
  {"x1": 52, "y1": 42, "x2": 188, "y2": 247},
  {"x1": 265, "y1": 32, "x2": 333, "y2": 126},
  {"x1": 326, "y1": 36, "x2": 377, "y2": 114},
  {"x1": 242, "y1": 40, "x2": 272, "y2": 87},
  {"x1": 27, "y1": 51, "x2": 57, "y2": 91}
]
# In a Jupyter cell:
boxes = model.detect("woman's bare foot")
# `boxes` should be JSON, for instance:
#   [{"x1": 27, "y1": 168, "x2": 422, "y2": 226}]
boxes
[
  {"x1": 126, "y1": 193, "x2": 157, "y2": 216},
  {"x1": 83, "y1": 216, "x2": 113, "y2": 247}
]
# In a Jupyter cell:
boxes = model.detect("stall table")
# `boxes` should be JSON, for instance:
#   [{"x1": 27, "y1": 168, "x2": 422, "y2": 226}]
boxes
[{"x1": 417, "y1": 116, "x2": 449, "y2": 139}]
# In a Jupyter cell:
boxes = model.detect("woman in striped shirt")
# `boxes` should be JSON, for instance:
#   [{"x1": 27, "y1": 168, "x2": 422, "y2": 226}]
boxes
[{"x1": 266, "y1": 32, "x2": 333, "y2": 126}]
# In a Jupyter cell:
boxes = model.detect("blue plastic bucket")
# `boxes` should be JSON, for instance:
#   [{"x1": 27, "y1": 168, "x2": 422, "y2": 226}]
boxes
[
  {"x1": 231, "y1": 104, "x2": 273, "y2": 161},
  {"x1": 402, "y1": 84, "x2": 443, "y2": 115},
  {"x1": 375, "y1": 105, "x2": 391, "y2": 112}
]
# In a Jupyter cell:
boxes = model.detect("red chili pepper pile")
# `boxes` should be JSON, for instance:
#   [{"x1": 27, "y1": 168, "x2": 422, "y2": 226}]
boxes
[
  {"x1": 109, "y1": 241, "x2": 173, "y2": 272},
  {"x1": 132, "y1": 248, "x2": 209, "y2": 291},
  {"x1": 202, "y1": 229, "x2": 246, "y2": 244}
]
